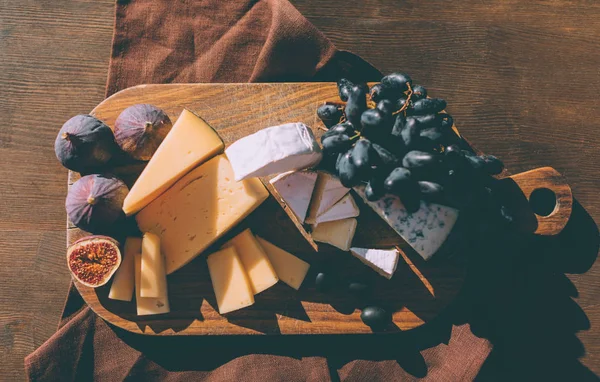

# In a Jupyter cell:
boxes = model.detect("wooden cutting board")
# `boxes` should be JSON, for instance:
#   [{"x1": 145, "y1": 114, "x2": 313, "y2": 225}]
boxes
[{"x1": 66, "y1": 83, "x2": 572, "y2": 335}]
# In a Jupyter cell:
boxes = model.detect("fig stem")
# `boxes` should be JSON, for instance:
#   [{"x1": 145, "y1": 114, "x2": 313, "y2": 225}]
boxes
[
  {"x1": 87, "y1": 196, "x2": 97, "y2": 205},
  {"x1": 144, "y1": 121, "x2": 153, "y2": 131},
  {"x1": 62, "y1": 132, "x2": 82, "y2": 146}
]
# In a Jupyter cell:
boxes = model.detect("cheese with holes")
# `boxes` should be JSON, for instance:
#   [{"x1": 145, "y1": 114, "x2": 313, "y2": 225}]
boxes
[
  {"x1": 269, "y1": 170, "x2": 317, "y2": 223},
  {"x1": 207, "y1": 247, "x2": 255, "y2": 314},
  {"x1": 306, "y1": 172, "x2": 350, "y2": 224},
  {"x1": 123, "y1": 109, "x2": 224, "y2": 215},
  {"x1": 221, "y1": 229, "x2": 278, "y2": 294},
  {"x1": 350, "y1": 248, "x2": 400, "y2": 279},
  {"x1": 134, "y1": 253, "x2": 170, "y2": 315},
  {"x1": 108, "y1": 237, "x2": 140, "y2": 301},
  {"x1": 256, "y1": 237, "x2": 310, "y2": 290},
  {"x1": 314, "y1": 194, "x2": 359, "y2": 225},
  {"x1": 140, "y1": 232, "x2": 168, "y2": 298},
  {"x1": 136, "y1": 154, "x2": 269, "y2": 274},
  {"x1": 354, "y1": 185, "x2": 458, "y2": 260},
  {"x1": 225, "y1": 123, "x2": 322, "y2": 181},
  {"x1": 311, "y1": 218, "x2": 357, "y2": 251}
]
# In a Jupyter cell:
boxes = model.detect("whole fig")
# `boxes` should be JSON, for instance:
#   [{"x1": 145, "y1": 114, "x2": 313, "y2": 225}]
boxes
[
  {"x1": 66, "y1": 174, "x2": 129, "y2": 232},
  {"x1": 67, "y1": 235, "x2": 121, "y2": 287},
  {"x1": 114, "y1": 104, "x2": 172, "y2": 161},
  {"x1": 55, "y1": 115, "x2": 120, "y2": 173}
]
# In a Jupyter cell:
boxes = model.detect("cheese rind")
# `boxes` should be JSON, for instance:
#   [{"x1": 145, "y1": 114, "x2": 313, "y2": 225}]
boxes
[
  {"x1": 314, "y1": 194, "x2": 359, "y2": 225},
  {"x1": 140, "y1": 232, "x2": 168, "y2": 298},
  {"x1": 350, "y1": 248, "x2": 400, "y2": 279},
  {"x1": 306, "y1": 172, "x2": 350, "y2": 224},
  {"x1": 136, "y1": 154, "x2": 269, "y2": 275},
  {"x1": 108, "y1": 237, "x2": 140, "y2": 301},
  {"x1": 134, "y1": 253, "x2": 170, "y2": 316},
  {"x1": 207, "y1": 247, "x2": 255, "y2": 314},
  {"x1": 225, "y1": 123, "x2": 322, "y2": 181},
  {"x1": 269, "y1": 171, "x2": 317, "y2": 223},
  {"x1": 255, "y1": 237, "x2": 310, "y2": 290},
  {"x1": 123, "y1": 109, "x2": 224, "y2": 215},
  {"x1": 221, "y1": 229, "x2": 278, "y2": 295},
  {"x1": 311, "y1": 218, "x2": 357, "y2": 251},
  {"x1": 354, "y1": 186, "x2": 458, "y2": 260}
]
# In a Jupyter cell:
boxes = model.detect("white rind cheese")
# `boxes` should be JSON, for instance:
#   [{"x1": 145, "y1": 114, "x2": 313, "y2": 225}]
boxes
[
  {"x1": 354, "y1": 185, "x2": 458, "y2": 260},
  {"x1": 311, "y1": 218, "x2": 357, "y2": 251},
  {"x1": 314, "y1": 193, "x2": 359, "y2": 225},
  {"x1": 269, "y1": 171, "x2": 317, "y2": 223},
  {"x1": 225, "y1": 122, "x2": 322, "y2": 181},
  {"x1": 306, "y1": 172, "x2": 350, "y2": 224},
  {"x1": 350, "y1": 248, "x2": 400, "y2": 279}
]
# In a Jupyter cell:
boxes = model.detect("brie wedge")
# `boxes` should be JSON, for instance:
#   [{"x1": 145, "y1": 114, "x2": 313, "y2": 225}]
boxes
[
  {"x1": 306, "y1": 172, "x2": 350, "y2": 224},
  {"x1": 350, "y1": 248, "x2": 400, "y2": 279},
  {"x1": 314, "y1": 193, "x2": 359, "y2": 225},
  {"x1": 269, "y1": 170, "x2": 318, "y2": 223}
]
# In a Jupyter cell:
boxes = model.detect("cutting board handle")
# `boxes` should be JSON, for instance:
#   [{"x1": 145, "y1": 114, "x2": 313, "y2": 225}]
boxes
[{"x1": 499, "y1": 167, "x2": 573, "y2": 236}]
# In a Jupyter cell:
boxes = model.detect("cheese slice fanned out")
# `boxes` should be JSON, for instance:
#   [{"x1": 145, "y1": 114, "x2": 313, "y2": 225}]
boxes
[
  {"x1": 255, "y1": 237, "x2": 310, "y2": 290},
  {"x1": 350, "y1": 248, "x2": 400, "y2": 279},
  {"x1": 311, "y1": 218, "x2": 357, "y2": 251},
  {"x1": 314, "y1": 193, "x2": 359, "y2": 225},
  {"x1": 306, "y1": 172, "x2": 350, "y2": 224},
  {"x1": 123, "y1": 109, "x2": 224, "y2": 216},
  {"x1": 225, "y1": 122, "x2": 322, "y2": 181},
  {"x1": 354, "y1": 185, "x2": 458, "y2": 260},
  {"x1": 269, "y1": 171, "x2": 317, "y2": 223}
]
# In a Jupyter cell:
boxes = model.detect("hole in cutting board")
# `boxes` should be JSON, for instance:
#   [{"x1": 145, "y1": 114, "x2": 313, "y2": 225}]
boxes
[{"x1": 529, "y1": 188, "x2": 557, "y2": 216}]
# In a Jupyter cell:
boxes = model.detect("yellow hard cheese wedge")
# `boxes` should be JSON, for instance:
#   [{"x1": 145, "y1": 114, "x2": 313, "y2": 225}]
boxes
[
  {"x1": 207, "y1": 247, "x2": 254, "y2": 314},
  {"x1": 256, "y1": 237, "x2": 310, "y2": 290},
  {"x1": 140, "y1": 232, "x2": 168, "y2": 298},
  {"x1": 311, "y1": 218, "x2": 357, "y2": 251},
  {"x1": 221, "y1": 229, "x2": 278, "y2": 295},
  {"x1": 136, "y1": 154, "x2": 269, "y2": 275},
  {"x1": 123, "y1": 109, "x2": 224, "y2": 216},
  {"x1": 108, "y1": 237, "x2": 140, "y2": 301},
  {"x1": 134, "y1": 253, "x2": 170, "y2": 316}
]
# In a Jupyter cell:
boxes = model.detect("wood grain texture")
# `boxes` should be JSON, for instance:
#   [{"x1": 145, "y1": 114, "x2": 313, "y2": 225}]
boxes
[{"x1": 1, "y1": 0, "x2": 599, "y2": 379}]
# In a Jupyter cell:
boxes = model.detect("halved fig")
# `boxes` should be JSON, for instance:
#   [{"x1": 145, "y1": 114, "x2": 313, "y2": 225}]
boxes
[
  {"x1": 67, "y1": 235, "x2": 121, "y2": 287},
  {"x1": 114, "y1": 104, "x2": 172, "y2": 161}
]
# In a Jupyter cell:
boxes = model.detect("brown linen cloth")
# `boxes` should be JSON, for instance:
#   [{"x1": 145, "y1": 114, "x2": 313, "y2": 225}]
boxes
[{"x1": 26, "y1": 0, "x2": 492, "y2": 380}]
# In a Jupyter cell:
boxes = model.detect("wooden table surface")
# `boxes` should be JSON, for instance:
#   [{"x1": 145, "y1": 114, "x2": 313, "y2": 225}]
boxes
[{"x1": 1, "y1": 1, "x2": 599, "y2": 380}]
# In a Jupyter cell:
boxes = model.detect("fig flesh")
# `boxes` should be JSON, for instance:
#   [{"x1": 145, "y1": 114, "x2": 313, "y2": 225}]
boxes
[
  {"x1": 55, "y1": 115, "x2": 120, "y2": 173},
  {"x1": 66, "y1": 174, "x2": 129, "y2": 233},
  {"x1": 67, "y1": 235, "x2": 121, "y2": 287},
  {"x1": 114, "y1": 104, "x2": 172, "y2": 161}
]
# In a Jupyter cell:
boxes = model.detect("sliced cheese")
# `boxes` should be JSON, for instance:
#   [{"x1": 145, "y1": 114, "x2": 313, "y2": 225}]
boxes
[
  {"x1": 123, "y1": 109, "x2": 224, "y2": 215},
  {"x1": 221, "y1": 229, "x2": 278, "y2": 294},
  {"x1": 108, "y1": 237, "x2": 140, "y2": 301},
  {"x1": 311, "y1": 218, "x2": 357, "y2": 251},
  {"x1": 207, "y1": 247, "x2": 255, "y2": 314},
  {"x1": 354, "y1": 186, "x2": 458, "y2": 260},
  {"x1": 350, "y1": 248, "x2": 400, "y2": 279},
  {"x1": 314, "y1": 193, "x2": 359, "y2": 225},
  {"x1": 269, "y1": 170, "x2": 317, "y2": 223},
  {"x1": 225, "y1": 122, "x2": 322, "y2": 181},
  {"x1": 255, "y1": 237, "x2": 310, "y2": 290},
  {"x1": 136, "y1": 154, "x2": 269, "y2": 275},
  {"x1": 306, "y1": 172, "x2": 350, "y2": 224},
  {"x1": 134, "y1": 253, "x2": 170, "y2": 316},
  {"x1": 140, "y1": 232, "x2": 168, "y2": 298}
]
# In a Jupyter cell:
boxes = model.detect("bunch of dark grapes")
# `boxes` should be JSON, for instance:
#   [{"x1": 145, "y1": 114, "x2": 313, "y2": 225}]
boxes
[{"x1": 316, "y1": 73, "x2": 512, "y2": 224}]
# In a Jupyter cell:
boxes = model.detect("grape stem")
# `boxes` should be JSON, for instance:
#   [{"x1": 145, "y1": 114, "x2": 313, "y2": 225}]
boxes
[{"x1": 392, "y1": 82, "x2": 413, "y2": 116}]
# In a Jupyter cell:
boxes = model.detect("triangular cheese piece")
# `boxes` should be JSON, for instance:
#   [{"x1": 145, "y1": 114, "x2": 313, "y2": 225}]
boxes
[
  {"x1": 350, "y1": 248, "x2": 400, "y2": 279},
  {"x1": 314, "y1": 194, "x2": 360, "y2": 225},
  {"x1": 123, "y1": 109, "x2": 224, "y2": 215},
  {"x1": 311, "y1": 218, "x2": 357, "y2": 251},
  {"x1": 269, "y1": 171, "x2": 318, "y2": 223},
  {"x1": 255, "y1": 237, "x2": 310, "y2": 290},
  {"x1": 305, "y1": 172, "x2": 350, "y2": 224}
]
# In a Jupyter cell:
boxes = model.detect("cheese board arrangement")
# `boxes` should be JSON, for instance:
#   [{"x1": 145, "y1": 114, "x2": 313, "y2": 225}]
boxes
[{"x1": 56, "y1": 77, "x2": 572, "y2": 335}]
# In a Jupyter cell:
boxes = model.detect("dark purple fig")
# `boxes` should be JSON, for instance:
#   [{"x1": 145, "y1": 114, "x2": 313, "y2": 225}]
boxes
[
  {"x1": 55, "y1": 115, "x2": 120, "y2": 173},
  {"x1": 114, "y1": 104, "x2": 172, "y2": 161},
  {"x1": 66, "y1": 235, "x2": 121, "y2": 287},
  {"x1": 66, "y1": 174, "x2": 129, "y2": 233}
]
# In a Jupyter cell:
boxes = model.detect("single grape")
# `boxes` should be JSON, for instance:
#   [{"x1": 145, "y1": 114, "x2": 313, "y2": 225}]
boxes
[
  {"x1": 482, "y1": 155, "x2": 504, "y2": 175},
  {"x1": 361, "y1": 108, "x2": 385, "y2": 130},
  {"x1": 394, "y1": 97, "x2": 408, "y2": 111},
  {"x1": 381, "y1": 72, "x2": 413, "y2": 97},
  {"x1": 401, "y1": 118, "x2": 419, "y2": 148},
  {"x1": 345, "y1": 85, "x2": 368, "y2": 127},
  {"x1": 418, "y1": 181, "x2": 444, "y2": 196},
  {"x1": 365, "y1": 178, "x2": 385, "y2": 201},
  {"x1": 337, "y1": 78, "x2": 354, "y2": 102},
  {"x1": 376, "y1": 99, "x2": 395, "y2": 116},
  {"x1": 384, "y1": 167, "x2": 412, "y2": 192},
  {"x1": 411, "y1": 85, "x2": 428, "y2": 101},
  {"x1": 321, "y1": 121, "x2": 356, "y2": 142},
  {"x1": 337, "y1": 150, "x2": 361, "y2": 187},
  {"x1": 322, "y1": 134, "x2": 352, "y2": 153},
  {"x1": 419, "y1": 127, "x2": 444, "y2": 144},
  {"x1": 317, "y1": 104, "x2": 342, "y2": 128},
  {"x1": 440, "y1": 113, "x2": 454, "y2": 130},
  {"x1": 391, "y1": 113, "x2": 405, "y2": 137},
  {"x1": 351, "y1": 138, "x2": 377, "y2": 172},
  {"x1": 369, "y1": 83, "x2": 391, "y2": 103},
  {"x1": 402, "y1": 150, "x2": 438, "y2": 169},
  {"x1": 372, "y1": 143, "x2": 400, "y2": 168},
  {"x1": 411, "y1": 98, "x2": 447, "y2": 115},
  {"x1": 466, "y1": 155, "x2": 486, "y2": 170}
]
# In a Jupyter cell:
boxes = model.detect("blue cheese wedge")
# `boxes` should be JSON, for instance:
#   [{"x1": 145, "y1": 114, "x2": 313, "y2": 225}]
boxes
[
  {"x1": 225, "y1": 122, "x2": 322, "y2": 181},
  {"x1": 269, "y1": 171, "x2": 317, "y2": 223},
  {"x1": 306, "y1": 172, "x2": 350, "y2": 224},
  {"x1": 311, "y1": 218, "x2": 357, "y2": 251},
  {"x1": 314, "y1": 194, "x2": 359, "y2": 225},
  {"x1": 350, "y1": 248, "x2": 399, "y2": 279},
  {"x1": 354, "y1": 185, "x2": 458, "y2": 260}
]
